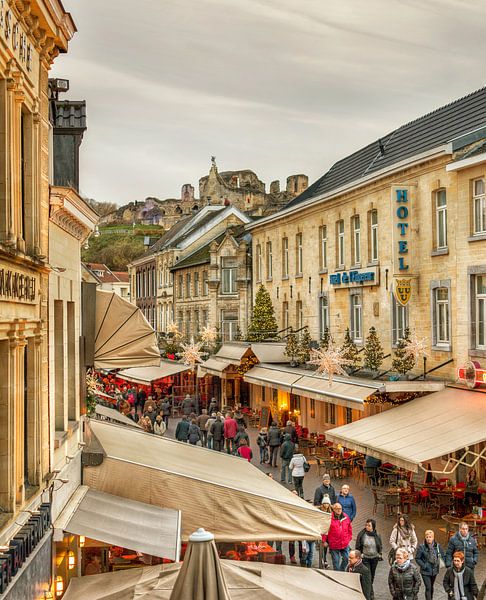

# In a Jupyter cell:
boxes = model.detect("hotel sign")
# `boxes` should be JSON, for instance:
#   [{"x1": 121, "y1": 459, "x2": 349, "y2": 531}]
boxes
[
  {"x1": 329, "y1": 266, "x2": 379, "y2": 288},
  {"x1": 0, "y1": 265, "x2": 38, "y2": 303},
  {"x1": 392, "y1": 186, "x2": 413, "y2": 275}
]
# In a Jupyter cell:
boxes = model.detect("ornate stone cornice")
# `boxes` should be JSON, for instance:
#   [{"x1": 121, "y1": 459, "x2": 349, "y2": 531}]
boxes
[{"x1": 49, "y1": 188, "x2": 97, "y2": 241}]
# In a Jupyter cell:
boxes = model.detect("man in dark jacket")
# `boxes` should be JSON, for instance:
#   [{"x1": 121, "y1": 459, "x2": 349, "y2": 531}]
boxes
[
  {"x1": 313, "y1": 474, "x2": 337, "y2": 506},
  {"x1": 281, "y1": 420, "x2": 298, "y2": 445},
  {"x1": 210, "y1": 415, "x2": 225, "y2": 452},
  {"x1": 197, "y1": 409, "x2": 210, "y2": 446},
  {"x1": 443, "y1": 551, "x2": 479, "y2": 600},
  {"x1": 182, "y1": 394, "x2": 194, "y2": 416},
  {"x1": 279, "y1": 434, "x2": 294, "y2": 484},
  {"x1": 445, "y1": 523, "x2": 479, "y2": 570},
  {"x1": 161, "y1": 398, "x2": 171, "y2": 428},
  {"x1": 267, "y1": 421, "x2": 281, "y2": 467},
  {"x1": 175, "y1": 416, "x2": 190, "y2": 442},
  {"x1": 348, "y1": 550, "x2": 372, "y2": 600}
]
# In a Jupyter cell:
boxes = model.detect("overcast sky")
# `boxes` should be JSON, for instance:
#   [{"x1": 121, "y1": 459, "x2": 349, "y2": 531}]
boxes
[{"x1": 53, "y1": 0, "x2": 486, "y2": 205}]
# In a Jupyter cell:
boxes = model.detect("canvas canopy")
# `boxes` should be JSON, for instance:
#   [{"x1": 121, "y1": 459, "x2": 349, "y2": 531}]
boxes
[
  {"x1": 199, "y1": 357, "x2": 233, "y2": 377},
  {"x1": 250, "y1": 343, "x2": 290, "y2": 364},
  {"x1": 94, "y1": 290, "x2": 159, "y2": 369},
  {"x1": 53, "y1": 487, "x2": 181, "y2": 560},
  {"x1": 117, "y1": 361, "x2": 190, "y2": 385},
  {"x1": 62, "y1": 559, "x2": 364, "y2": 600},
  {"x1": 95, "y1": 404, "x2": 141, "y2": 428},
  {"x1": 325, "y1": 387, "x2": 486, "y2": 473},
  {"x1": 83, "y1": 420, "x2": 328, "y2": 541},
  {"x1": 243, "y1": 366, "x2": 301, "y2": 392}
]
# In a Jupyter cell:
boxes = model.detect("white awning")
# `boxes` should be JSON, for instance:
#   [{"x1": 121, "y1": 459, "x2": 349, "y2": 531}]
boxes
[
  {"x1": 214, "y1": 344, "x2": 251, "y2": 361},
  {"x1": 83, "y1": 420, "x2": 328, "y2": 542},
  {"x1": 53, "y1": 486, "x2": 181, "y2": 560},
  {"x1": 250, "y1": 343, "x2": 290, "y2": 364},
  {"x1": 325, "y1": 387, "x2": 486, "y2": 473},
  {"x1": 243, "y1": 366, "x2": 302, "y2": 391},
  {"x1": 117, "y1": 361, "x2": 190, "y2": 385},
  {"x1": 199, "y1": 357, "x2": 233, "y2": 377},
  {"x1": 95, "y1": 291, "x2": 160, "y2": 369},
  {"x1": 94, "y1": 405, "x2": 141, "y2": 428}
]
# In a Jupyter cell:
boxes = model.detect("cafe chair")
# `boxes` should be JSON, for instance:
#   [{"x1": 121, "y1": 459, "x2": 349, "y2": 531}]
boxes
[
  {"x1": 371, "y1": 488, "x2": 386, "y2": 515},
  {"x1": 384, "y1": 493, "x2": 401, "y2": 517}
]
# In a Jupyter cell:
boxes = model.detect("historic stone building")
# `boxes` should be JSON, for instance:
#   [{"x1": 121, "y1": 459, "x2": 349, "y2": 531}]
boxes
[
  {"x1": 0, "y1": 1, "x2": 76, "y2": 598},
  {"x1": 101, "y1": 160, "x2": 308, "y2": 230},
  {"x1": 247, "y1": 87, "x2": 486, "y2": 386}
]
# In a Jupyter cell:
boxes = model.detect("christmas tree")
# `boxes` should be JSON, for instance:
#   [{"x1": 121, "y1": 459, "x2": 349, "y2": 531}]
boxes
[
  {"x1": 296, "y1": 326, "x2": 312, "y2": 364},
  {"x1": 392, "y1": 327, "x2": 415, "y2": 375},
  {"x1": 321, "y1": 327, "x2": 334, "y2": 350},
  {"x1": 340, "y1": 328, "x2": 360, "y2": 371},
  {"x1": 363, "y1": 326, "x2": 384, "y2": 373},
  {"x1": 247, "y1": 285, "x2": 278, "y2": 341},
  {"x1": 284, "y1": 329, "x2": 299, "y2": 363}
]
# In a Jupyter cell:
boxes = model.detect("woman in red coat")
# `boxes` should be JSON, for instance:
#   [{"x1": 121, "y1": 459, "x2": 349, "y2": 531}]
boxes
[{"x1": 323, "y1": 503, "x2": 353, "y2": 571}]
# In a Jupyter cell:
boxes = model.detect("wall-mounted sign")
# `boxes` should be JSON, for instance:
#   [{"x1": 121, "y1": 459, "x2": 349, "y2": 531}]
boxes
[
  {"x1": 392, "y1": 186, "x2": 414, "y2": 275},
  {"x1": 0, "y1": 1, "x2": 38, "y2": 78},
  {"x1": 329, "y1": 266, "x2": 379, "y2": 288},
  {"x1": 457, "y1": 360, "x2": 486, "y2": 389},
  {"x1": 394, "y1": 277, "x2": 412, "y2": 306},
  {"x1": 0, "y1": 263, "x2": 38, "y2": 303}
]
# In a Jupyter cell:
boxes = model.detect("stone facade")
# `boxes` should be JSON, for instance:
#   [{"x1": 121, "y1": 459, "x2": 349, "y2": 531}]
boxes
[
  {"x1": 101, "y1": 161, "x2": 308, "y2": 230},
  {"x1": 248, "y1": 132, "x2": 486, "y2": 384}
]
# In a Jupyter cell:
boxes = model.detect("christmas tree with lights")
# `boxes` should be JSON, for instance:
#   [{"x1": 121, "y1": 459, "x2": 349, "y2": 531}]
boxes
[
  {"x1": 340, "y1": 328, "x2": 360, "y2": 371},
  {"x1": 247, "y1": 285, "x2": 278, "y2": 342},
  {"x1": 321, "y1": 327, "x2": 334, "y2": 350},
  {"x1": 296, "y1": 326, "x2": 312, "y2": 364},
  {"x1": 284, "y1": 329, "x2": 299, "y2": 363},
  {"x1": 392, "y1": 327, "x2": 415, "y2": 375},
  {"x1": 363, "y1": 326, "x2": 384, "y2": 373}
]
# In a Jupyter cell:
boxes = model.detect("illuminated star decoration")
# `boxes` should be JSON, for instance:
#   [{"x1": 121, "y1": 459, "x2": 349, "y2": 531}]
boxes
[
  {"x1": 307, "y1": 342, "x2": 353, "y2": 387},
  {"x1": 181, "y1": 339, "x2": 204, "y2": 370},
  {"x1": 403, "y1": 332, "x2": 428, "y2": 363},
  {"x1": 200, "y1": 325, "x2": 217, "y2": 345},
  {"x1": 167, "y1": 322, "x2": 181, "y2": 336}
]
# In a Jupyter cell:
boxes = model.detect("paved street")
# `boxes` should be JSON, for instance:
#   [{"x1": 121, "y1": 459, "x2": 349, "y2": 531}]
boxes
[{"x1": 167, "y1": 418, "x2": 485, "y2": 599}]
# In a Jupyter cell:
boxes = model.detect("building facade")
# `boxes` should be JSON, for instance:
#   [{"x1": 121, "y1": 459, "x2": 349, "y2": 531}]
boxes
[
  {"x1": 0, "y1": 1, "x2": 76, "y2": 598},
  {"x1": 83, "y1": 262, "x2": 130, "y2": 299},
  {"x1": 247, "y1": 88, "x2": 486, "y2": 386}
]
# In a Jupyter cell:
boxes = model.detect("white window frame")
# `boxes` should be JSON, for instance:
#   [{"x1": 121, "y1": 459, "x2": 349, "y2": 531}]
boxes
[
  {"x1": 296, "y1": 233, "x2": 303, "y2": 275},
  {"x1": 476, "y1": 275, "x2": 486, "y2": 349},
  {"x1": 352, "y1": 215, "x2": 360, "y2": 265},
  {"x1": 391, "y1": 294, "x2": 409, "y2": 346},
  {"x1": 266, "y1": 241, "x2": 273, "y2": 280},
  {"x1": 194, "y1": 272, "x2": 200, "y2": 297},
  {"x1": 473, "y1": 179, "x2": 486, "y2": 235},
  {"x1": 434, "y1": 287, "x2": 450, "y2": 346},
  {"x1": 350, "y1": 292, "x2": 362, "y2": 344},
  {"x1": 256, "y1": 244, "x2": 262, "y2": 282},
  {"x1": 337, "y1": 220, "x2": 345, "y2": 268},
  {"x1": 370, "y1": 210, "x2": 378, "y2": 262},
  {"x1": 221, "y1": 310, "x2": 238, "y2": 341},
  {"x1": 203, "y1": 271, "x2": 209, "y2": 296},
  {"x1": 319, "y1": 225, "x2": 327, "y2": 270},
  {"x1": 435, "y1": 189, "x2": 448, "y2": 249},
  {"x1": 282, "y1": 301, "x2": 289, "y2": 330},
  {"x1": 282, "y1": 237, "x2": 289, "y2": 278},
  {"x1": 296, "y1": 300, "x2": 303, "y2": 330},
  {"x1": 319, "y1": 295, "x2": 329, "y2": 339},
  {"x1": 221, "y1": 258, "x2": 237, "y2": 295}
]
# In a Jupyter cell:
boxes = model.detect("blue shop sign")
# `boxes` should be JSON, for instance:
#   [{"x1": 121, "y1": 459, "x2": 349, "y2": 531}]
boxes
[{"x1": 330, "y1": 269, "x2": 376, "y2": 286}]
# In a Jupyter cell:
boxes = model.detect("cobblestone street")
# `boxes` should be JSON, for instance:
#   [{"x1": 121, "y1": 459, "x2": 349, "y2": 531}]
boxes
[{"x1": 168, "y1": 418, "x2": 486, "y2": 599}]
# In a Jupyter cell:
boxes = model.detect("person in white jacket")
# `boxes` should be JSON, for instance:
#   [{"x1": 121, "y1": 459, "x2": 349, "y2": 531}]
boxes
[
  {"x1": 289, "y1": 451, "x2": 308, "y2": 498},
  {"x1": 390, "y1": 514, "x2": 418, "y2": 559}
]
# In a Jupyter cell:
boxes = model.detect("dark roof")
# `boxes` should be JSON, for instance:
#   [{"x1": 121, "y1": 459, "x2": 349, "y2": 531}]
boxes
[
  {"x1": 287, "y1": 86, "x2": 486, "y2": 209},
  {"x1": 53, "y1": 100, "x2": 87, "y2": 130}
]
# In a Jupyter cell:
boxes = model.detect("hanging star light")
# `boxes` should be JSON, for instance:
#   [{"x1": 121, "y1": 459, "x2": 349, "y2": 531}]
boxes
[
  {"x1": 200, "y1": 325, "x2": 217, "y2": 345},
  {"x1": 181, "y1": 339, "x2": 204, "y2": 370},
  {"x1": 307, "y1": 342, "x2": 353, "y2": 387},
  {"x1": 403, "y1": 332, "x2": 428, "y2": 362},
  {"x1": 167, "y1": 322, "x2": 181, "y2": 336}
]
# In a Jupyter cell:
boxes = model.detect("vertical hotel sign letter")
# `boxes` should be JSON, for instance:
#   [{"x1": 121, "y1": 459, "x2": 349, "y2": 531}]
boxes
[{"x1": 392, "y1": 186, "x2": 413, "y2": 305}]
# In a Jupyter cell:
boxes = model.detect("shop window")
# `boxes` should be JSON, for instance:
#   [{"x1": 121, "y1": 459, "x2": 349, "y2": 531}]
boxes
[
  {"x1": 290, "y1": 393, "x2": 301, "y2": 414},
  {"x1": 266, "y1": 241, "x2": 272, "y2": 280},
  {"x1": 309, "y1": 399, "x2": 315, "y2": 419},
  {"x1": 350, "y1": 292, "x2": 362, "y2": 344},
  {"x1": 435, "y1": 189, "x2": 447, "y2": 249},
  {"x1": 336, "y1": 220, "x2": 345, "y2": 268},
  {"x1": 351, "y1": 215, "x2": 360, "y2": 265},
  {"x1": 391, "y1": 294, "x2": 409, "y2": 346},
  {"x1": 369, "y1": 209, "x2": 378, "y2": 262},
  {"x1": 325, "y1": 402, "x2": 335, "y2": 424},
  {"x1": 295, "y1": 233, "x2": 303, "y2": 275},
  {"x1": 319, "y1": 226, "x2": 327, "y2": 270},
  {"x1": 345, "y1": 407, "x2": 353, "y2": 424},
  {"x1": 221, "y1": 257, "x2": 237, "y2": 294},
  {"x1": 282, "y1": 237, "x2": 289, "y2": 278},
  {"x1": 473, "y1": 179, "x2": 486, "y2": 235},
  {"x1": 319, "y1": 294, "x2": 329, "y2": 339}
]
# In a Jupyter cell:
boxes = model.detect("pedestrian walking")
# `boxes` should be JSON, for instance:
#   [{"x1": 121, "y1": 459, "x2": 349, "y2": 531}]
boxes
[
  {"x1": 223, "y1": 412, "x2": 238, "y2": 454},
  {"x1": 464, "y1": 470, "x2": 481, "y2": 508},
  {"x1": 388, "y1": 548, "x2": 421, "y2": 600},
  {"x1": 210, "y1": 414, "x2": 225, "y2": 451},
  {"x1": 206, "y1": 412, "x2": 217, "y2": 449},
  {"x1": 153, "y1": 415, "x2": 165, "y2": 436},
  {"x1": 416, "y1": 529, "x2": 446, "y2": 600},
  {"x1": 281, "y1": 420, "x2": 298, "y2": 445},
  {"x1": 208, "y1": 397, "x2": 218, "y2": 415},
  {"x1": 256, "y1": 427, "x2": 269, "y2": 464},
  {"x1": 355, "y1": 518, "x2": 382, "y2": 596},
  {"x1": 234, "y1": 424, "x2": 249, "y2": 448},
  {"x1": 337, "y1": 484, "x2": 357, "y2": 522},
  {"x1": 182, "y1": 394, "x2": 193, "y2": 416},
  {"x1": 175, "y1": 415, "x2": 190, "y2": 442},
  {"x1": 389, "y1": 514, "x2": 418, "y2": 559},
  {"x1": 197, "y1": 409, "x2": 210, "y2": 446},
  {"x1": 314, "y1": 474, "x2": 337, "y2": 506},
  {"x1": 161, "y1": 397, "x2": 171, "y2": 428},
  {"x1": 443, "y1": 551, "x2": 479, "y2": 600},
  {"x1": 237, "y1": 439, "x2": 253, "y2": 462},
  {"x1": 288, "y1": 449, "x2": 308, "y2": 498},
  {"x1": 279, "y1": 433, "x2": 294, "y2": 483},
  {"x1": 188, "y1": 419, "x2": 202, "y2": 445},
  {"x1": 445, "y1": 522, "x2": 479, "y2": 571},
  {"x1": 325, "y1": 503, "x2": 352, "y2": 572},
  {"x1": 319, "y1": 496, "x2": 333, "y2": 568},
  {"x1": 348, "y1": 550, "x2": 372, "y2": 600},
  {"x1": 267, "y1": 421, "x2": 281, "y2": 467}
]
